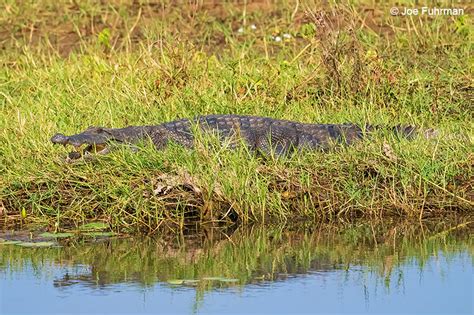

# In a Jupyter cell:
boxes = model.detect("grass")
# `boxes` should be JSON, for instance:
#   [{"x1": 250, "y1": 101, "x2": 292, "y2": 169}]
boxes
[{"x1": 0, "y1": 1, "x2": 473, "y2": 233}]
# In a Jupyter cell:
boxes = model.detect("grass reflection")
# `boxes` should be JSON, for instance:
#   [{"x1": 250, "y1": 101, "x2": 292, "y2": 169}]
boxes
[{"x1": 1, "y1": 219, "x2": 472, "y2": 294}]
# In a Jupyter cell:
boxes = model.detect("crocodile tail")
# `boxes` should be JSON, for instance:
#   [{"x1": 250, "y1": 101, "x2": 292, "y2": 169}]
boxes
[
  {"x1": 392, "y1": 125, "x2": 417, "y2": 139},
  {"x1": 392, "y1": 125, "x2": 440, "y2": 139},
  {"x1": 366, "y1": 125, "x2": 439, "y2": 140}
]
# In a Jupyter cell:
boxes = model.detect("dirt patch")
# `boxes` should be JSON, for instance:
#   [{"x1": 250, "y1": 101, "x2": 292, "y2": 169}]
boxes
[{"x1": 2, "y1": 1, "x2": 445, "y2": 58}]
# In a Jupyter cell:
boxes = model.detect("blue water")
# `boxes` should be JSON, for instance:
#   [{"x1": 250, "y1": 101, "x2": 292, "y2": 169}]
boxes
[{"x1": 1, "y1": 250, "x2": 472, "y2": 314}]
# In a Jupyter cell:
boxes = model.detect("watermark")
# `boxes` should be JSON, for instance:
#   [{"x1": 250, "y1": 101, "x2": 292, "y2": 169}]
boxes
[{"x1": 390, "y1": 7, "x2": 465, "y2": 16}]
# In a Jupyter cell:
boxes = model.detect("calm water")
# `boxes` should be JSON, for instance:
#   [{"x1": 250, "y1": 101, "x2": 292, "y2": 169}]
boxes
[{"x1": 0, "y1": 223, "x2": 472, "y2": 314}]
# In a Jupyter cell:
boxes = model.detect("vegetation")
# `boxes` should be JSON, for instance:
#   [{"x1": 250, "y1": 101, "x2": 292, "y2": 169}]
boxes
[{"x1": 1, "y1": 1, "x2": 472, "y2": 232}]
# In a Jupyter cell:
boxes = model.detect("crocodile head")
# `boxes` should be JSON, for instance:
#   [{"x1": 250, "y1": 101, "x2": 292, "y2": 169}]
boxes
[{"x1": 51, "y1": 127, "x2": 125, "y2": 160}]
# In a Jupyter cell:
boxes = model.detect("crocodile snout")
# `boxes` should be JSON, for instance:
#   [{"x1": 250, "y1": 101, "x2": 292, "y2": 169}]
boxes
[{"x1": 51, "y1": 133, "x2": 69, "y2": 145}]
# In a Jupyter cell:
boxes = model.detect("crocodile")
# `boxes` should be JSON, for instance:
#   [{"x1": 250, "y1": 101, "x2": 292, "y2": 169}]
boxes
[{"x1": 51, "y1": 114, "x2": 438, "y2": 160}]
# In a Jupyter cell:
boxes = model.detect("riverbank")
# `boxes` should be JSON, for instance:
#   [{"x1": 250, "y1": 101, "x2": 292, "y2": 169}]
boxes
[{"x1": 1, "y1": 1, "x2": 472, "y2": 233}]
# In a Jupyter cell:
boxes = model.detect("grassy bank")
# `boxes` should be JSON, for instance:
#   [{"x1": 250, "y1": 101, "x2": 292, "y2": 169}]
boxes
[{"x1": 1, "y1": 1, "x2": 473, "y2": 232}]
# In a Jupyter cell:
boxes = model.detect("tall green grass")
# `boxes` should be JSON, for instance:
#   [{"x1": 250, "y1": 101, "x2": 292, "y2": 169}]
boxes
[{"x1": 1, "y1": 1, "x2": 472, "y2": 232}]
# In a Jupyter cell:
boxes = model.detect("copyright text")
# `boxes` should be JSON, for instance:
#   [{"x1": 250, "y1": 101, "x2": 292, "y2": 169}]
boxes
[{"x1": 390, "y1": 7, "x2": 465, "y2": 16}]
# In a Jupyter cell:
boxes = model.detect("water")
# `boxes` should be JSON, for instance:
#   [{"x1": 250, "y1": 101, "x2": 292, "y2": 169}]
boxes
[{"x1": 0, "y1": 222, "x2": 472, "y2": 314}]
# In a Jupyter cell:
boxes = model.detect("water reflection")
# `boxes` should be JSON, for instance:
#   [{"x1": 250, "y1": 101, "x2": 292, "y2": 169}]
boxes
[{"x1": 0, "y1": 220, "x2": 472, "y2": 314}]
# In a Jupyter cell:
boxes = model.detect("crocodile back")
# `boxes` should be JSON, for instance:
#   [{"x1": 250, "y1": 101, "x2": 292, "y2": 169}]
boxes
[{"x1": 153, "y1": 115, "x2": 365, "y2": 155}]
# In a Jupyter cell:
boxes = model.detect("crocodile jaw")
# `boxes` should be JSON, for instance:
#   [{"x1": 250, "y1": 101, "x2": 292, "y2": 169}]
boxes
[{"x1": 51, "y1": 128, "x2": 114, "y2": 159}]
